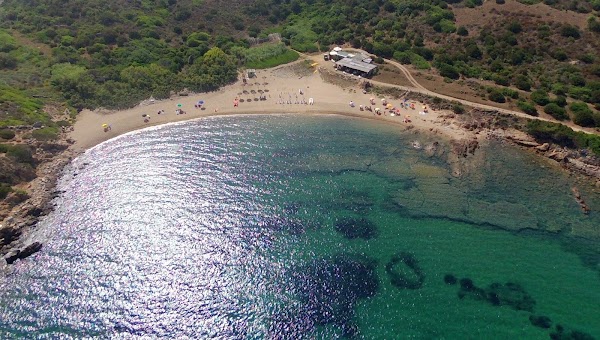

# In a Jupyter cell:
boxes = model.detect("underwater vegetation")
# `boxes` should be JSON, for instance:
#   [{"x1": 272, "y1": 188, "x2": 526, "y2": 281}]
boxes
[
  {"x1": 385, "y1": 251, "x2": 425, "y2": 290},
  {"x1": 270, "y1": 253, "x2": 379, "y2": 338},
  {"x1": 530, "y1": 315, "x2": 553, "y2": 329},
  {"x1": 550, "y1": 324, "x2": 596, "y2": 340},
  {"x1": 334, "y1": 217, "x2": 378, "y2": 240},
  {"x1": 457, "y1": 278, "x2": 536, "y2": 312},
  {"x1": 447, "y1": 275, "x2": 596, "y2": 339}
]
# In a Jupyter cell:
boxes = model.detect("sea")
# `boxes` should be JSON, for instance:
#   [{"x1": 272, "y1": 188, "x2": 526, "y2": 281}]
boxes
[{"x1": 1, "y1": 114, "x2": 599, "y2": 339}]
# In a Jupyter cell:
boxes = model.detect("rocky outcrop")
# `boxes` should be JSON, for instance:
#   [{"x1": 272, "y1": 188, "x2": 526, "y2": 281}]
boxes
[
  {"x1": 571, "y1": 187, "x2": 591, "y2": 214},
  {"x1": 0, "y1": 150, "x2": 76, "y2": 264},
  {"x1": 451, "y1": 138, "x2": 479, "y2": 158}
]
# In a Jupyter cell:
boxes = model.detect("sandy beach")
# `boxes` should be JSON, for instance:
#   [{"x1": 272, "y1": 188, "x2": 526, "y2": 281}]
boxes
[{"x1": 70, "y1": 61, "x2": 472, "y2": 151}]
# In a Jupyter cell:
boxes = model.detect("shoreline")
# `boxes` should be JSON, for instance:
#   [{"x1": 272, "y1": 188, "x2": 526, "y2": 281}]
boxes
[
  {"x1": 69, "y1": 62, "x2": 475, "y2": 152},
  {"x1": 2, "y1": 61, "x2": 599, "y2": 265}
]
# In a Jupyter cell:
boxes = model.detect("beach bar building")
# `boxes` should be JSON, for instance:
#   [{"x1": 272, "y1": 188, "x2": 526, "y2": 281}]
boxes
[{"x1": 335, "y1": 58, "x2": 378, "y2": 77}]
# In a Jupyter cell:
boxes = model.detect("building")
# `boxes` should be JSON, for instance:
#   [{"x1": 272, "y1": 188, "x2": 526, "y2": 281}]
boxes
[
  {"x1": 335, "y1": 57, "x2": 378, "y2": 77},
  {"x1": 327, "y1": 47, "x2": 378, "y2": 77}
]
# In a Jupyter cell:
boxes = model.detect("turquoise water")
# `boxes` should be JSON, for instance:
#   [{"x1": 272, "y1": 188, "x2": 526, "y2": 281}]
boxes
[{"x1": 1, "y1": 115, "x2": 599, "y2": 338}]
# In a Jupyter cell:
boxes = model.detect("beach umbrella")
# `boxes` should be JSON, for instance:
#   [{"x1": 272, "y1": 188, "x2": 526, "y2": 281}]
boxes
[
  {"x1": 197, "y1": 100, "x2": 205, "y2": 106},
  {"x1": 102, "y1": 123, "x2": 108, "y2": 128},
  {"x1": 387, "y1": 103, "x2": 393, "y2": 108},
  {"x1": 177, "y1": 103, "x2": 183, "y2": 108},
  {"x1": 381, "y1": 98, "x2": 386, "y2": 102},
  {"x1": 142, "y1": 114, "x2": 147, "y2": 117}
]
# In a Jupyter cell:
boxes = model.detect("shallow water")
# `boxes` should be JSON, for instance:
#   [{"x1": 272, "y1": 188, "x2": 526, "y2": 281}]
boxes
[{"x1": 1, "y1": 115, "x2": 599, "y2": 338}]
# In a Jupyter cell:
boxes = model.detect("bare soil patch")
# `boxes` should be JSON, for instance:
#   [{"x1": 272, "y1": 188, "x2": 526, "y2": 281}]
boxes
[{"x1": 454, "y1": 0, "x2": 589, "y2": 30}]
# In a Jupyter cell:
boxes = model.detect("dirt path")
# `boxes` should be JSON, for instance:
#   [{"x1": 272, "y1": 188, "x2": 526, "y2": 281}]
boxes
[{"x1": 303, "y1": 50, "x2": 596, "y2": 135}]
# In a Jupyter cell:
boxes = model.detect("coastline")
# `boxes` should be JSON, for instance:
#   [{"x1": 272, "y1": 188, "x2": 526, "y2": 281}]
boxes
[
  {"x1": 2, "y1": 60, "x2": 599, "y2": 265},
  {"x1": 69, "y1": 62, "x2": 475, "y2": 152}
]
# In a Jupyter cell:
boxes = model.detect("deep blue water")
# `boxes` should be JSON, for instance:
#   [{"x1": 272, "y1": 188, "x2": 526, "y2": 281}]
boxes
[{"x1": 1, "y1": 115, "x2": 599, "y2": 339}]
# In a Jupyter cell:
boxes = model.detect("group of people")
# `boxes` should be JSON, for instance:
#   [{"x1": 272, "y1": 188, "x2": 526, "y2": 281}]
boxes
[{"x1": 348, "y1": 97, "x2": 420, "y2": 123}]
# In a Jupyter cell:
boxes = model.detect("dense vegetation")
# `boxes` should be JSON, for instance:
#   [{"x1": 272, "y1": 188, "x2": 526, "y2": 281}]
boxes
[{"x1": 0, "y1": 0, "x2": 600, "y2": 199}]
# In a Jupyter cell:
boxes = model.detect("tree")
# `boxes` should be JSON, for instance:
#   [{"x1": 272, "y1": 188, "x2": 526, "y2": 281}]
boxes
[{"x1": 515, "y1": 75, "x2": 532, "y2": 91}]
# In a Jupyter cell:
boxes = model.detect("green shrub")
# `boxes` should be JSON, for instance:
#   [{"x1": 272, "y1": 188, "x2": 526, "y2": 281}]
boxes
[
  {"x1": 527, "y1": 120, "x2": 600, "y2": 154},
  {"x1": 0, "y1": 183, "x2": 12, "y2": 199},
  {"x1": 553, "y1": 95, "x2": 567, "y2": 107},
  {"x1": 5, "y1": 144, "x2": 34, "y2": 164},
  {"x1": 0, "y1": 129, "x2": 15, "y2": 140},
  {"x1": 488, "y1": 89, "x2": 506, "y2": 103},
  {"x1": 560, "y1": 25, "x2": 581, "y2": 38},
  {"x1": 531, "y1": 90, "x2": 550, "y2": 106},
  {"x1": 31, "y1": 127, "x2": 59, "y2": 141},
  {"x1": 515, "y1": 75, "x2": 532, "y2": 91},
  {"x1": 457, "y1": 26, "x2": 469, "y2": 36},
  {"x1": 452, "y1": 103, "x2": 465, "y2": 114},
  {"x1": 570, "y1": 102, "x2": 599, "y2": 127},
  {"x1": 544, "y1": 103, "x2": 568, "y2": 120},
  {"x1": 517, "y1": 101, "x2": 538, "y2": 116}
]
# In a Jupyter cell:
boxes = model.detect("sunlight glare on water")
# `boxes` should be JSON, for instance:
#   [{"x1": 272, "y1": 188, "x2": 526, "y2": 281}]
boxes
[{"x1": 1, "y1": 115, "x2": 599, "y2": 339}]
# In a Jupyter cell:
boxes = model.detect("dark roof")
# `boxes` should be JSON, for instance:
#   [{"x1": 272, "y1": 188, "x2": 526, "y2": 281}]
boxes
[{"x1": 335, "y1": 58, "x2": 377, "y2": 73}]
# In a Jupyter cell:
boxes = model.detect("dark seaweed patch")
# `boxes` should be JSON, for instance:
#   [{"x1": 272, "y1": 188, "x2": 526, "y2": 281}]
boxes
[
  {"x1": 550, "y1": 325, "x2": 596, "y2": 340},
  {"x1": 529, "y1": 315, "x2": 552, "y2": 329},
  {"x1": 385, "y1": 252, "x2": 425, "y2": 289},
  {"x1": 270, "y1": 253, "x2": 379, "y2": 338},
  {"x1": 456, "y1": 278, "x2": 536, "y2": 312},
  {"x1": 444, "y1": 274, "x2": 457, "y2": 285},
  {"x1": 334, "y1": 217, "x2": 378, "y2": 240}
]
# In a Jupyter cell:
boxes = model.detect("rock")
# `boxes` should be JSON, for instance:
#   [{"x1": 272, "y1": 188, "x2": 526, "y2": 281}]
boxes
[
  {"x1": 548, "y1": 150, "x2": 568, "y2": 162},
  {"x1": 4, "y1": 249, "x2": 20, "y2": 264},
  {"x1": 18, "y1": 241, "x2": 42, "y2": 259},
  {"x1": 536, "y1": 143, "x2": 550, "y2": 152}
]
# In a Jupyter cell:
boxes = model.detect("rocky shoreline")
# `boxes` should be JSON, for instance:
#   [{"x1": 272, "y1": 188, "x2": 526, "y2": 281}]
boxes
[
  {"x1": 0, "y1": 146, "x2": 78, "y2": 266},
  {"x1": 2, "y1": 108, "x2": 600, "y2": 266}
]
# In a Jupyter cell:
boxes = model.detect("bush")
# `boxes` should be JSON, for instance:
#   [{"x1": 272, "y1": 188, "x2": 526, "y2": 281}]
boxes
[
  {"x1": 517, "y1": 101, "x2": 538, "y2": 115},
  {"x1": 515, "y1": 75, "x2": 532, "y2": 91},
  {"x1": 570, "y1": 102, "x2": 599, "y2": 127},
  {"x1": 438, "y1": 63, "x2": 460, "y2": 79},
  {"x1": 4, "y1": 144, "x2": 34, "y2": 164},
  {"x1": 31, "y1": 127, "x2": 59, "y2": 141},
  {"x1": 452, "y1": 103, "x2": 466, "y2": 114},
  {"x1": 527, "y1": 120, "x2": 600, "y2": 154},
  {"x1": 531, "y1": 90, "x2": 550, "y2": 106},
  {"x1": 544, "y1": 103, "x2": 569, "y2": 120},
  {"x1": 457, "y1": 26, "x2": 469, "y2": 36},
  {"x1": 0, "y1": 183, "x2": 12, "y2": 199},
  {"x1": 0, "y1": 129, "x2": 15, "y2": 140},
  {"x1": 488, "y1": 89, "x2": 506, "y2": 103},
  {"x1": 553, "y1": 95, "x2": 567, "y2": 107},
  {"x1": 560, "y1": 25, "x2": 581, "y2": 39}
]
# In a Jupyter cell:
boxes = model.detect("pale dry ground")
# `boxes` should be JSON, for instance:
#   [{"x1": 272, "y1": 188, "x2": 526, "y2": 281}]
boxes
[{"x1": 70, "y1": 61, "x2": 471, "y2": 151}]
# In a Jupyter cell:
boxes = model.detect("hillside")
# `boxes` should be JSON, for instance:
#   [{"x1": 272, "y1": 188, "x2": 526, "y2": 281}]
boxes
[{"x1": 1, "y1": 0, "x2": 600, "y2": 208}]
